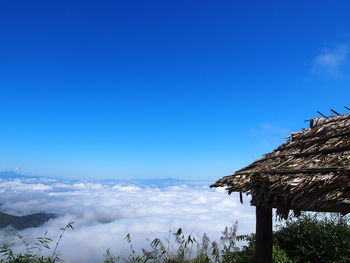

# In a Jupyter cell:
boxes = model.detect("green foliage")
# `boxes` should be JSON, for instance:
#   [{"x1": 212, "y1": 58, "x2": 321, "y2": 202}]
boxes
[
  {"x1": 274, "y1": 213, "x2": 350, "y2": 263},
  {"x1": 224, "y1": 233, "x2": 291, "y2": 263},
  {"x1": 218, "y1": 224, "x2": 240, "y2": 262},
  {"x1": 272, "y1": 246, "x2": 292, "y2": 263},
  {"x1": 104, "y1": 249, "x2": 120, "y2": 263},
  {"x1": 0, "y1": 222, "x2": 73, "y2": 263},
  {"x1": 231, "y1": 234, "x2": 255, "y2": 263}
]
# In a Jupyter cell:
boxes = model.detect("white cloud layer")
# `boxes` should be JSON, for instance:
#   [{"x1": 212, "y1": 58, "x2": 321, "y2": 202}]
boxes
[
  {"x1": 313, "y1": 44, "x2": 349, "y2": 76},
  {"x1": 0, "y1": 177, "x2": 255, "y2": 263}
]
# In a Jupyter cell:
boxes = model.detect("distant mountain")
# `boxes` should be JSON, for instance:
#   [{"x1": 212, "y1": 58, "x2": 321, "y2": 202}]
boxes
[
  {"x1": 0, "y1": 171, "x2": 210, "y2": 188},
  {"x1": 0, "y1": 171, "x2": 56, "y2": 182},
  {"x1": 0, "y1": 171, "x2": 33, "y2": 179},
  {"x1": 126, "y1": 177, "x2": 211, "y2": 187},
  {"x1": 128, "y1": 177, "x2": 187, "y2": 187},
  {"x1": 99, "y1": 177, "x2": 193, "y2": 188},
  {"x1": 0, "y1": 211, "x2": 56, "y2": 230}
]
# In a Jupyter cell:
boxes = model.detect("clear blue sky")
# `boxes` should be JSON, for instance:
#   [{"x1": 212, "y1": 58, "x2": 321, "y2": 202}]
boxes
[{"x1": 1, "y1": 0, "x2": 350, "y2": 179}]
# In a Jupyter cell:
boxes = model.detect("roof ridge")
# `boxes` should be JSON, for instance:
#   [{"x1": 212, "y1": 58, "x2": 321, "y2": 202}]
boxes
[
  {"x1": 310, "y1": 112, "x2": 350, "y2": 128},
  {"x1": 235, "y1": 167, "x2": 350, "y2": 175}
]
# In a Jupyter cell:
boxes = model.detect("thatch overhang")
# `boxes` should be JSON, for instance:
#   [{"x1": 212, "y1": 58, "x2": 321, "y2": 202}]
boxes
[{"x1": 211, "y1": 113, "x2": 350, "y2": 218}]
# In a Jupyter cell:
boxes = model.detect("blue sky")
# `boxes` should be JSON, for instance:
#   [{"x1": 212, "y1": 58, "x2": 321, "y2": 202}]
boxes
[{"x1": 1, "y1": 0, "x2": 350, "y2": 179}]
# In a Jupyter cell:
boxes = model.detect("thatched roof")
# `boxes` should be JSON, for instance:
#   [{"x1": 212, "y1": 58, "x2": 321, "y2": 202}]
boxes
[{"x1": 211, "y1": 113, "x2": 350, "y2": 218}]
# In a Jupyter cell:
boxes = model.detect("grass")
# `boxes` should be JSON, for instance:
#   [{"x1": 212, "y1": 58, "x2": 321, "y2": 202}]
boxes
[
  {"x1": 0, "y1": 222, "x2": 74, "y2": 263},
  {"x1": 0, "y1": 222, "x2": 251, "y2": 263},
  {"x1": 3, "y1": 213, "x2": 350, "y2": 263}
]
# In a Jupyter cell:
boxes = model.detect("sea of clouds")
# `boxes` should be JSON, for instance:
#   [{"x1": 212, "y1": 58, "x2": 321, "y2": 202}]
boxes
[{"x1": 0, "y1": 175, "x2": 255, "y2": 263}]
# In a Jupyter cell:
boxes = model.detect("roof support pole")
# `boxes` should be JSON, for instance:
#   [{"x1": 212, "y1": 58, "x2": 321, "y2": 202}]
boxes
[{"x1": 249, "y1": 206, "x2": 273, "y2": 263}]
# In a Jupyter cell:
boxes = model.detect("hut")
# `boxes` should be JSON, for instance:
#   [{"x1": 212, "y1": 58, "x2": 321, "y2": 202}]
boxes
[{"x1": 211, "y1": 113, "x2": 350, "y2": 263}]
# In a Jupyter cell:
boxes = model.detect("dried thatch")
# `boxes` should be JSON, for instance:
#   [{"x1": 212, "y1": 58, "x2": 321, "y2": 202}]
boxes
[{"x1": 211, "y1": 113, "x2": 350, "y2": 218}]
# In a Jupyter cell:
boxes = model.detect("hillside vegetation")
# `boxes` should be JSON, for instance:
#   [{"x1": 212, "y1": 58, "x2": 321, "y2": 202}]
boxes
[
  {"x1": 1, "y1": 214, "x2": 350, "y2": 263},
  {"x1": 0, "y1": 212, "x2": 56, "y2": 230}
]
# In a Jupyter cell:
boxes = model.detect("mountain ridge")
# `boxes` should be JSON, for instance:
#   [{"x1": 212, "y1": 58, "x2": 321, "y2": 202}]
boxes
[{"x1": 0, "y1": 211, "x2": 56, "y2": 230}]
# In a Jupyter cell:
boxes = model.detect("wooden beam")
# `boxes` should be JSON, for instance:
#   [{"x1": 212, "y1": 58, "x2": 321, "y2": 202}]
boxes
[{"x1": 249, "y1": 206, "x2": 272, "y2": 263}]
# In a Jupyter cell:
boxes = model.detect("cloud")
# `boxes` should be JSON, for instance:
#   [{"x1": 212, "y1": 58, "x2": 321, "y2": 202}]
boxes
[
  {"x1": 0, "y1": 177, "x2": 255, "y2": 263},
  {"x1": 313, "y1": 44, "x2": 349, "y2": 76}
]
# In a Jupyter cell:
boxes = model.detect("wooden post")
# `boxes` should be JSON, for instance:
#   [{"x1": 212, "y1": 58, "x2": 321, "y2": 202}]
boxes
[{"x1": 248, "y1": 206, "x2": 273, "y2": 263}]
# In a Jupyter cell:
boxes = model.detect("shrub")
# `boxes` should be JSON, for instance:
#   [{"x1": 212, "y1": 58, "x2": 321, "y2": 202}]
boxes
[
  {"x1": 274, "y1": 213, "x2": 350, "y2": 263},
  {"x1": 230, "y1": 233, "x2": 291, "y2": 263},
  {"x1": 272, "y1": 245, "x2": 292, "y2": 263}
]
